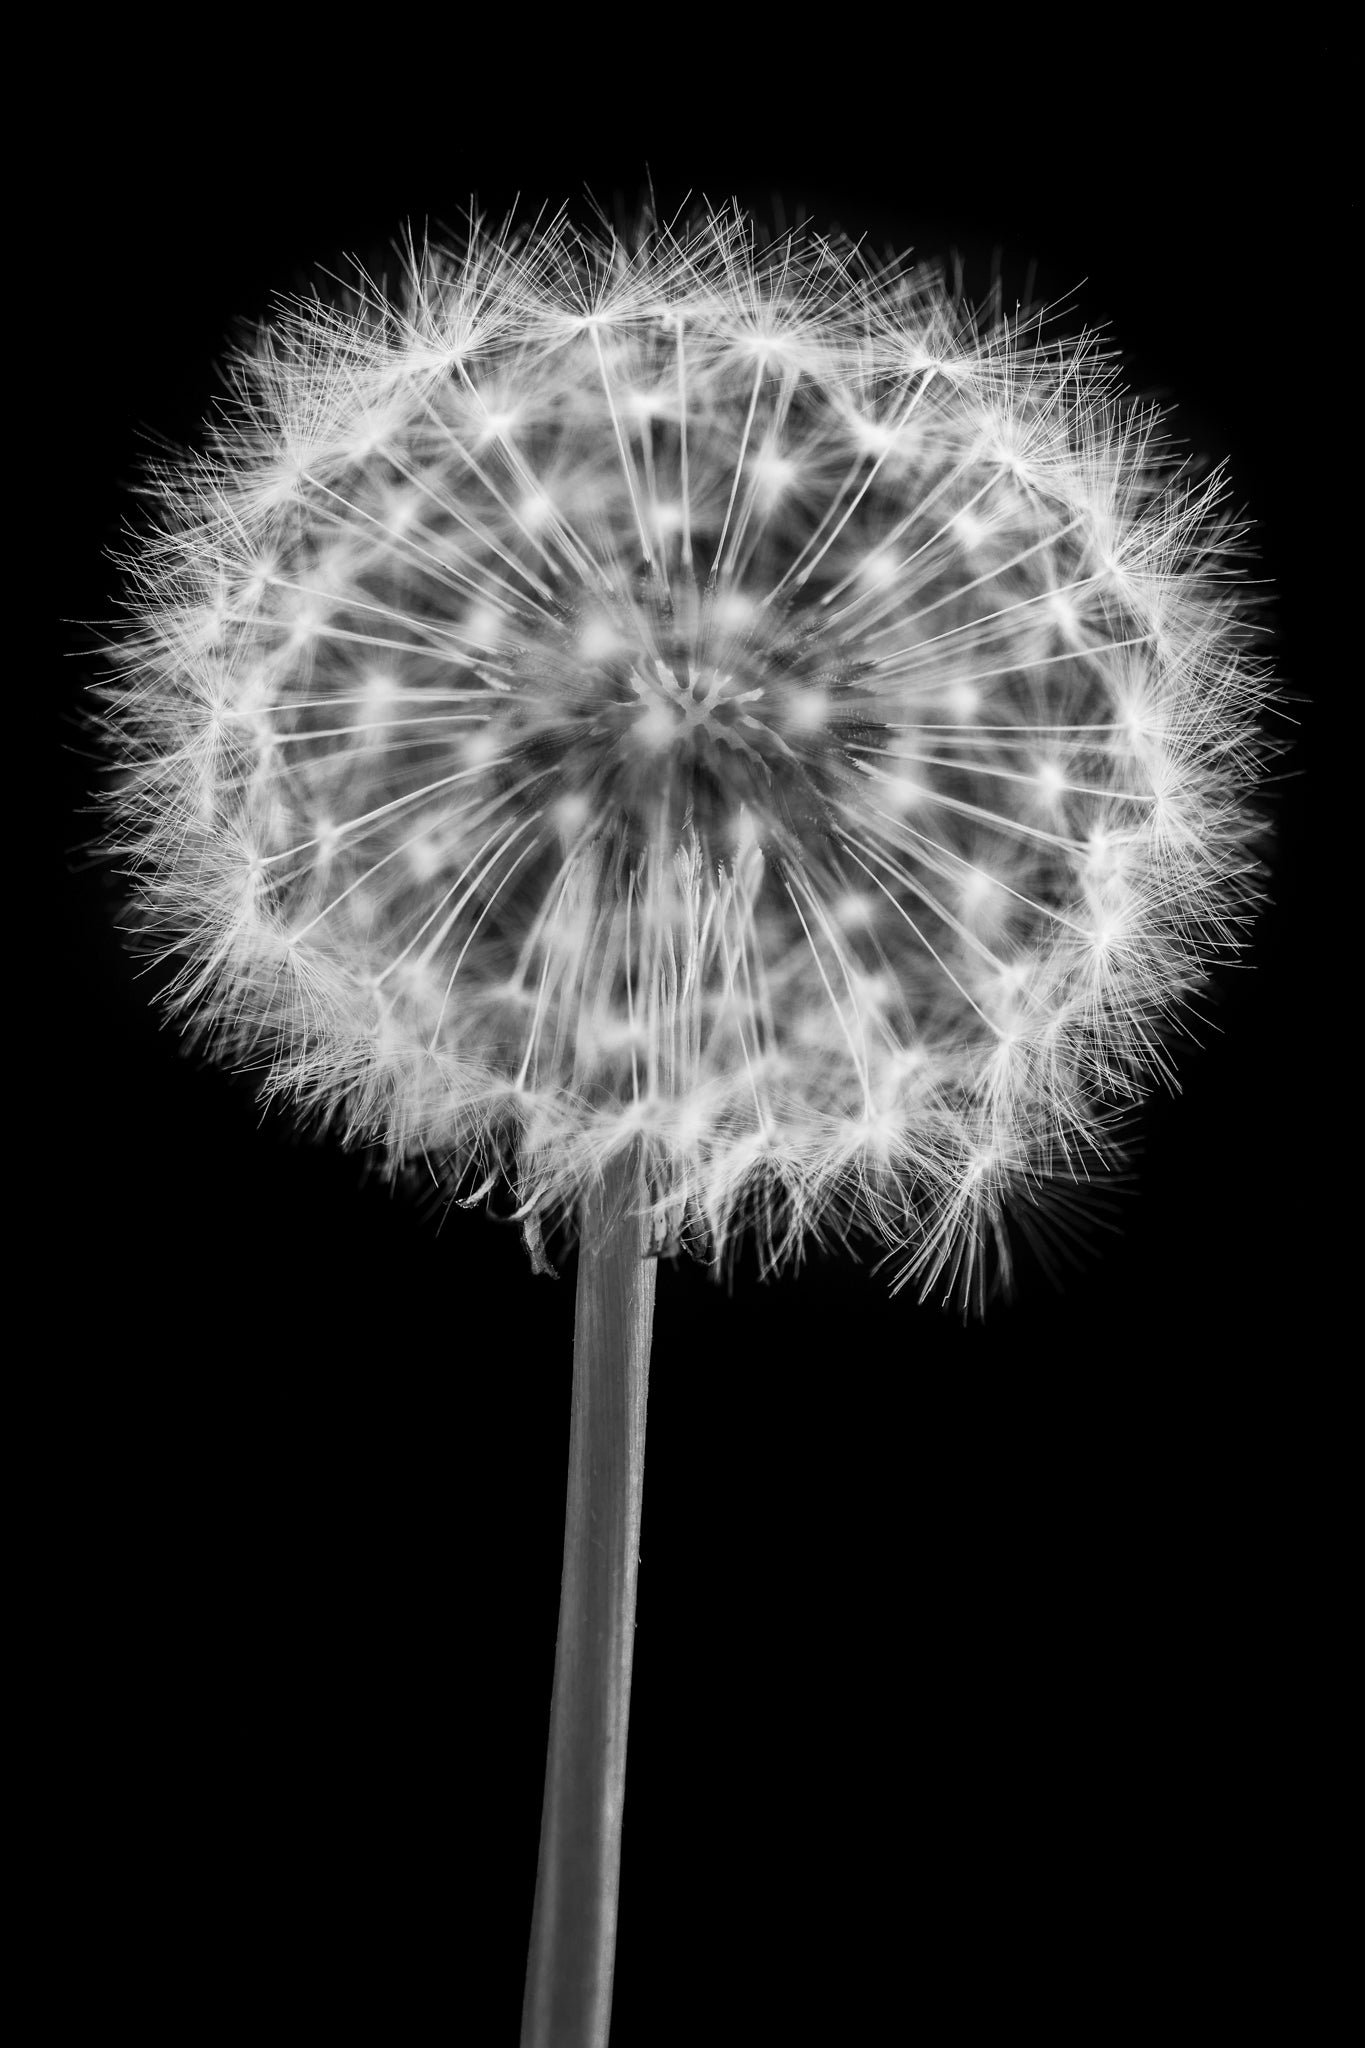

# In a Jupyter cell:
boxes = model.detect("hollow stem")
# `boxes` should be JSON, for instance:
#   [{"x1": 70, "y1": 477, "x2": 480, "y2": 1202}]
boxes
[{"x1": 520, "y1": 1141, "x2": 657, "y2": 2048}]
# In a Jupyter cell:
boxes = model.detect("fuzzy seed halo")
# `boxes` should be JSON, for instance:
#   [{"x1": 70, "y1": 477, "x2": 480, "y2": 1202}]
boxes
[{"x1": 93, "y1": 201, "x2": 1275, "y2": 1307}]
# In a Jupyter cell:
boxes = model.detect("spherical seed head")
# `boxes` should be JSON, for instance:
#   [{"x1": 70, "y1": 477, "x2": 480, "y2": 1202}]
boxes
[{"x1": 95, "y1": 203, "x2": 1275, "y2": 1307}]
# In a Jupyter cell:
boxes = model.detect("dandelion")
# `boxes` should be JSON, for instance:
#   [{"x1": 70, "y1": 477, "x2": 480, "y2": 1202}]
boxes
[{"x1": 89, "y1": 200, "x2": 1274, "y2": 2044}]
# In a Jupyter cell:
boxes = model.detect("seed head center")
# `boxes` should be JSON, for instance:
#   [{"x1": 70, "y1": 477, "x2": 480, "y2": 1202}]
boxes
[{"x1": 630, "y1": 657, "x2": 743, "y2": 753}]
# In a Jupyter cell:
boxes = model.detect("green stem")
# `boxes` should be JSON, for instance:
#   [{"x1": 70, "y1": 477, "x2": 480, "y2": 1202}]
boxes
[{"x1": 520, "y1": 1142, "x2": 657, "y2": 2048}]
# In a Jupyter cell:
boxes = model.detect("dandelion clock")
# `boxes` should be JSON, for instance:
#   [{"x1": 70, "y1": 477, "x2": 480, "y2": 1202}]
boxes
[{"x1": 90, "y1": 200, "x2": 1274, "y2": 2044}]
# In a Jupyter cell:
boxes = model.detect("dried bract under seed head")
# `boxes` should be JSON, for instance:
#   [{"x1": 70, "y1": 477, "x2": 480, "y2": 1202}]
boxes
[{"x1": 94, "y1": 203, "x2": 1274, "y2": 1306}]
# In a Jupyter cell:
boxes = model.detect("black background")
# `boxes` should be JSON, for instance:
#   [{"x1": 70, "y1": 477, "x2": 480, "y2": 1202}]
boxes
[{"x1": 50, "y1": 28, "x2": 1342, "y2": 2039}]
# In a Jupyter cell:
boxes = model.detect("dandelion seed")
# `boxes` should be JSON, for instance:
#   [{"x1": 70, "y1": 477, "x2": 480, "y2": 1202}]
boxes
[{"x1": 88, "y1": 199, "x2": 1275, "y2": 2047}]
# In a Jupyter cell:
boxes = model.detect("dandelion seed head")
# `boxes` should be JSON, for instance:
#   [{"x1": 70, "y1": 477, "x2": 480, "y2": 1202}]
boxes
[{"x1": 93, "y1": 201, "x2": 1276, "y2": 1307}]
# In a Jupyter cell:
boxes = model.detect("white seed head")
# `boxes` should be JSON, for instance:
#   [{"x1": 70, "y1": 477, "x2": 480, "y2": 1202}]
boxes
[{"x1": 92, "y1": 203, "x2": 1275, "y2": 1307}]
